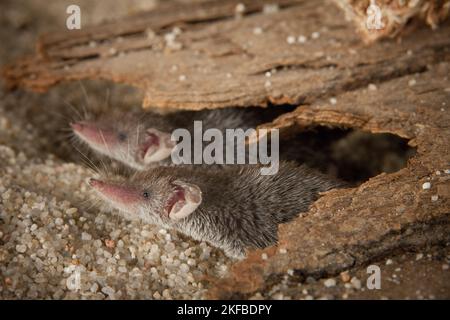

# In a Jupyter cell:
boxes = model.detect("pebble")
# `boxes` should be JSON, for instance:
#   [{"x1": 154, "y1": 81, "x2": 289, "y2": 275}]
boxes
[
  {"x1": 90, "y1": 283, "x2": 98, "y2": 293},
  {"x1": 324, "y1": 278, "x2": 336, "y2": 288},
  {"x1": 180, "y1": 263, "x2": 190, "y2": 273},
  {"x1": 286, "y1": 36, "x2": 296, "y2": 44},
  {"x1": 350, "y1": 277, "x2": 362, "y2": 290},
  {"x1": 153, "y1": 291, "x2": 161, "y2": 299},
  {"x1": 66, "y1": 208, "x2": 78, "y2": 215},
  {"x1": 108, "y1": 48, "x2": 117, "y2": 56},
  {"x1": 253, "y1": 27, "x2": 263, "y2": 35},
  {"x1": 386, "y1": 259, "x2": 393, "y2": 265},
  {"x1": 81, "y1": 232, "x2": 92, "y2": 241},
  {"x1": 16, "y1": 244, "x2": 27, "y2": 253},
  {"x1": 422, "y1": 182, "x2": 431, "y2": 190},
  {"x1": 298, "y1": 35, "x2": 307, "y2": 43},
  {"x1": 235, "y1": 3, "x2": 245, "y2": 14},
  {"x1": 340, "y1": 271, "x2": 351, "y2": 282},
  {"x1": 101, "y1": 286, "x2": 115, "y2": 297}
]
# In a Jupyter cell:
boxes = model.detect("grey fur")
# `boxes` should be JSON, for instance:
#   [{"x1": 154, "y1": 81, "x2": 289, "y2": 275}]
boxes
[
  {"x1": 72, "y1": 107, "x2": 286, "y2": 170},
  {"x1": 93, "y1": 162, "x2": 345, "y2": 259}
]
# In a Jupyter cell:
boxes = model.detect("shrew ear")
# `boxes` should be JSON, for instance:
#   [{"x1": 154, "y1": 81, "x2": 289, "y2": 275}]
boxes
[
  {"x1": 168, "y1": 180, "x2": 202, "y2": 221},
  {"x1": 143, "y1": 128, "x2": 175, "y2": 163}
]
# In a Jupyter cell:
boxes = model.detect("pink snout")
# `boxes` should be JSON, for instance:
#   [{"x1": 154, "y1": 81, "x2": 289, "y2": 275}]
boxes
[
  {"x1": 71, "y1": 122, "x2": 117, "y2": 146},
  {"x1": 89, "y1": 178, "x2": 142, "y2": 204}
]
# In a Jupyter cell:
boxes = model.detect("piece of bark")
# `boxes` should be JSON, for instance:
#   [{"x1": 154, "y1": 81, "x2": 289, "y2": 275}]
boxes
[
  {"x1": 333, "y1": 0, "x2": 450, "y2": 43},
  {"x1": 3, "y1": 0, "x2": 450, "y2": 110},
  {"x1": 208, "y1": 62, "x2": 450, "y2": 298}
]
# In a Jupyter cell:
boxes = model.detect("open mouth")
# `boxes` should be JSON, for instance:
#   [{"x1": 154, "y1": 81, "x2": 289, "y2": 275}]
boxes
[
  {"x1": 165, "y1": 185, "x2": 186, "y2": 217},
  {"x1": 141, "y1": 129, "x2": 176, "y2": 164},
  {"x1": 140, "y1": 132, "x2": 160, "y2": 159},
  {"x1": 164, "y1": 181, "x2": 202, "y2": 221}
]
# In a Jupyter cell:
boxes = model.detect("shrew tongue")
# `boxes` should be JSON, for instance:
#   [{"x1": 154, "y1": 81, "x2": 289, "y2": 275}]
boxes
[{"x1": 165, "y1": 186, "x2": 185, "y2": 216}]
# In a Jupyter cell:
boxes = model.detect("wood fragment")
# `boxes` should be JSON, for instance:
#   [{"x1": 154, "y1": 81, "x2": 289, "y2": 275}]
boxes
[
  {"x1": 4, "y1": 0, "x2": 450, "y2": 110},
  {"x1": 333, "y1": 0, "x2": 450, "y2": 43},
  {"x1": 208, "y1": 62, "x2": 450, "y2": 298}
]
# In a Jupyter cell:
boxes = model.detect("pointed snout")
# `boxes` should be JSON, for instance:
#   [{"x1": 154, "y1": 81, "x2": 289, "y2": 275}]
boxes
[
  {"x1": 70, "y1": 121, "x2": 94, "y2": 135},
  {"x1": 88, "y1": 178, "x2": 142, "y2": 205},
  {"x1": 71, "y1": 121, "x2": 117, "y2": 146}
]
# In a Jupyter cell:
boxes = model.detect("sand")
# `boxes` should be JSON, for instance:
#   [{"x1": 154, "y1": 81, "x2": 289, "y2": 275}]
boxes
[{"x1": 0, "y1": 0, "x2": 231, "y2": 300}]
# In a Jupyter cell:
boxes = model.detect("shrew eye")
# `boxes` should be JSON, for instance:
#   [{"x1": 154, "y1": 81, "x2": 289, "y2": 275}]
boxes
[
  {"x1": 118, "y1": 132, "x2": 127, "y2": 142},
  {"x1": 142, "y1": 191, "x2": 150, "y2": 199}
]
